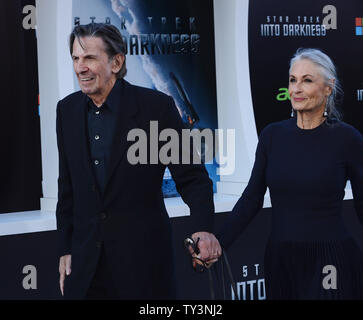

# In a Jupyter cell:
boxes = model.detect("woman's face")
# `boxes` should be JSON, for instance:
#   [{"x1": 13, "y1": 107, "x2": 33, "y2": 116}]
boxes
[{"x1": 289, "y1": 59, "x2": 332, "y2": 114}]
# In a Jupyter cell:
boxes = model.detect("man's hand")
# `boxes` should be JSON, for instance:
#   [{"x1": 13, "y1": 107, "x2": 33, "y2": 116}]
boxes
[
  {"x1": 191, "y1": 232, "x2": 222, "y2": 267},
  {"x1": 59, "y1": 254, "x2": 72, "y2": 296}
]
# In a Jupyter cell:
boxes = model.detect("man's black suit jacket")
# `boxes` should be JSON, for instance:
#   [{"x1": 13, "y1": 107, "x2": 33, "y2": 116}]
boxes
[{"x1": 56, "y1": 79, "x2": 214, "y2": 299}]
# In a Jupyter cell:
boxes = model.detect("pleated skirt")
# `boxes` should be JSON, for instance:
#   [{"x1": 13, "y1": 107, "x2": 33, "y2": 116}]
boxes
[{"x1": 264, "y1": 237, "x2": 363, "y2": 300}]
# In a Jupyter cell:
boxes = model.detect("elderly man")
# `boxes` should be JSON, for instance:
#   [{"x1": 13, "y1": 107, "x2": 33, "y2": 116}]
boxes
[{"x1": 56, "y1": 22, "x2": 219, "y2": 300}]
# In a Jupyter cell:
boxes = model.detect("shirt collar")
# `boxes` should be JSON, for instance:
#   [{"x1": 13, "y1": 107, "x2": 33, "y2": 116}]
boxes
[{"x1": 87, "y1": 79, "x2": 122, "y2": 113}]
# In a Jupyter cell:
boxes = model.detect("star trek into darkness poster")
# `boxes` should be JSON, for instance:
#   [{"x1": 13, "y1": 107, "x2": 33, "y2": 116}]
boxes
[{"x1": 72, "y1": 0, "x2": 219, "y2": 197}]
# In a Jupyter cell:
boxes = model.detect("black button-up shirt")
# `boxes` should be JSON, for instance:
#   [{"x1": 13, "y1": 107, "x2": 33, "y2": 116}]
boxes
[{"x1": 87, "y1": 80, "x2": 122, "y2": 194}]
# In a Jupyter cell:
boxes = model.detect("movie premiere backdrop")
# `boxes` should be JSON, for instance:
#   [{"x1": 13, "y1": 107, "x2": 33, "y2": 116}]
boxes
[
  {"x1": 0, "y1": 0, "x2": 363, "y2": 300},
  {"x1": 72, "y1": 0, "x2": 219, "y2": 197},
  {"x1": 249, "y1": 0, "x2": 363, "y2": 135},
  {"x1": 233, "y1": 0, "x2": 363, "y2": 300},
  {"x1": 0, "y1": 0, "x2": 41, "y2": 214}
]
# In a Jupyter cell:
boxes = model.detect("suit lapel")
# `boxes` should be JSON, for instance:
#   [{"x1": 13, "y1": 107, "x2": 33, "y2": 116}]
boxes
[{"x1": 103, "y1": 80, "x2": 139, "y2": 194}]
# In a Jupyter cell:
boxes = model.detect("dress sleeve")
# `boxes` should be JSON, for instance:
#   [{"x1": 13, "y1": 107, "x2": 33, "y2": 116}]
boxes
[
  {"x1": 346, "y1": 128, "x2": 363, "y2": 225},
  {"x1": 216, "y1": 125, "x2": 272, "y2": 249}
]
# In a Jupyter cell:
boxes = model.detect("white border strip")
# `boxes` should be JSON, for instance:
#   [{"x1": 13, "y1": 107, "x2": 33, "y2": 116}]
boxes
[{"x1": 0, "y1": 189, "x2": 354, "y2": 236}]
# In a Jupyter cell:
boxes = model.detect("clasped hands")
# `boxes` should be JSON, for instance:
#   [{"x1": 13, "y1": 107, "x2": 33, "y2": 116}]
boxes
[{"x1": 186, "y1": 232, "x2": 222, "y2": 271}]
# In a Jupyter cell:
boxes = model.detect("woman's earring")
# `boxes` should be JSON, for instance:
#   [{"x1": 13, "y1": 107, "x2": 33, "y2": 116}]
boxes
[
  {"x1": 291, "y1": 108, "x2": 294, "y2": 117},
  {"x1": 324, "y1": 101, "x2": 328, "y2": 117},
  {"x1": 324, "y1": 96, "x2": 330, "y2": 117}
]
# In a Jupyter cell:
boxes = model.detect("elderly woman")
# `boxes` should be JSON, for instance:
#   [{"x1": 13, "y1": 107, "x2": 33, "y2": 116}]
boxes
[{"x1": 193, "y1": 48, "x2": 363, "y2": 299}]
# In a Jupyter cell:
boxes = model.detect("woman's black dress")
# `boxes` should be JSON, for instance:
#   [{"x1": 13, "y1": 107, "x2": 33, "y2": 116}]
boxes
[{"x1": 218, "y1": 118, "x2": 363, "y2": 299}]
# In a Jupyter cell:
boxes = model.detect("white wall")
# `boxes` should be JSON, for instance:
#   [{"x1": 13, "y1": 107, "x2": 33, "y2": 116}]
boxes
[
  {"x1": 36, "y1": 0, "x2": 74, "y2": 212},
  {"x1": 214, "y1": 0, "x2": 258, "y2": 196}
]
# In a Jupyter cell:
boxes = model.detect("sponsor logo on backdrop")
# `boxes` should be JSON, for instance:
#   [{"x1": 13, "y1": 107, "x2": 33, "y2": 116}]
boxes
[
  {"x1": 356, "y1": 17, "x2": 363, "y2": 36},
  {"x1": 276, "y1": 88, "x2": 291, "y2": 101},
  {"x1": 260, "y1": 5, "x2": 337, "y2": 37},
  {"x1": 277, "y1": 86, "x2": 363, "y2": 104},
  {"x1": 232, "y1": 264, "x2": 266, "y2": 300}
]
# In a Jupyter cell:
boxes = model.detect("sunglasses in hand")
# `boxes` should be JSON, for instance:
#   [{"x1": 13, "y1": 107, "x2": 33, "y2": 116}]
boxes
[{"x1": 184, "y1": 237, "x2": 211, "y2": 273}]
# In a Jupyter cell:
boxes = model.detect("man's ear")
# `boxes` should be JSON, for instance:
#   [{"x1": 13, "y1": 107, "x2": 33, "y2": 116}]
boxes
[{"x1": 112, "y1": 53, "x2": 125, "y2": 74}]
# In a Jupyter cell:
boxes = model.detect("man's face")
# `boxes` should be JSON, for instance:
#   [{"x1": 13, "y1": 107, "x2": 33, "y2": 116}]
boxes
[{"x1": 72, "y1": 36, "x2": 123, "y2": 101}]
